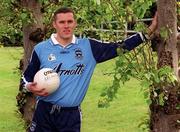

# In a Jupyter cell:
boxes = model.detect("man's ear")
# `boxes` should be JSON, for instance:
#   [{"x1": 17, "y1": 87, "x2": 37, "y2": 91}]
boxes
[
  {"x1": 74, "y1": 20, "x2": 77, "y2": 28},
  {"x1": 52, "y1": 21, "x2": 56, "y2": 29}
]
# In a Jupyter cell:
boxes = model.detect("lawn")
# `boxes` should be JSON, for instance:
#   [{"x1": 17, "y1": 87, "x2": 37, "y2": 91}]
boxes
[
  {"x1": 0, "y1": 47, "x2": 149, "y2": 132},
  {"x1": 0, "y1": 47, "x2": 24, "y2": 132}
]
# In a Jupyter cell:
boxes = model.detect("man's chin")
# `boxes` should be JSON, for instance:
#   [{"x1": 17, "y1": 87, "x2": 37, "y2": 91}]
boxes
[{"x1": 63, "y1": 35, "x2": 73, "y2": 39}]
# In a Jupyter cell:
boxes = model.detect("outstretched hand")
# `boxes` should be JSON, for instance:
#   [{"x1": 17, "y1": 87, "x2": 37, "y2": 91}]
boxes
[
  {"x1": 178, "y1": 32, "x2": 180, "y2": 40},
  {"x1": 148, "y1": 12, "x2": 158, "y2": 36},
  {"x1": 27, "y1": 82, "x2": 49, "y2": 96}
]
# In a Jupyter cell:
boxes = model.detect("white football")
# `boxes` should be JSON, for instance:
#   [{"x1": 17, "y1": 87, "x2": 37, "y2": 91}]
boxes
[{"x1": 33, "y1": 68, "x2": 60, "y2": 94}]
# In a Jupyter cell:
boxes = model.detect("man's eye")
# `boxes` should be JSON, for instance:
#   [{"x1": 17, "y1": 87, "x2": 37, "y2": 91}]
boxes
[
  {"x1": 68, "y1": 20, "x2": 73, "y2": 23},
  {"x1": 59, "y1": 21, "x2": 64, "y2": 24}
]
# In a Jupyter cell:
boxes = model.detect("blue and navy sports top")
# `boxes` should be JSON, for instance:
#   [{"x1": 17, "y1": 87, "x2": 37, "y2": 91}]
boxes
[{"x1": 22, "y1": 33, "x2": 146, "y2": 107}]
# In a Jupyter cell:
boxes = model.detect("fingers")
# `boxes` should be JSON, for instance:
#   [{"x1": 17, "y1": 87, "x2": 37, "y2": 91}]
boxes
[
  {"x1": 148, "y1": 12, "x2": 158, "y2": 35},
  {"x1": 34, "y1": 88, "x2": 49, "y2": 96},
  {"x1": 152, "y1": 12, "x2": 158, "y2": 25},
  {"x1": 151, "y1": 12, "x2": 157, "y2": 24},
  {"x1": 30, "y1": 82, "x2": 37, "y2": 86},
  {"x1": 27, "y1": 82, "x2": 49, "y2": 96},
  {"x1": 177, "y1": 32, "x2": 180, "y2": 40},
  {"x1": 35, "y1": 89, "x2": 49, "y2": 96}
]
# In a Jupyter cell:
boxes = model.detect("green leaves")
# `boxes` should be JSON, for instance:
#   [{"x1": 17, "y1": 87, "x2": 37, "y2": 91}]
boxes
[
  {"x1": 159, "y1": 26, "x2": 174, "y2": 42},
  {"x1": 131, "y1": 0, "x2": 155, "y2": 18},
  {"x1": 140, "y1": 65, "x2": 178, "y2": 107},
  {"x1": 142, "y1": 66, "x2": 177, "y2": 90},
  {"x1": 19, "y1": 9, "x2": 33, "y2": 25},
  {"x1": 94, "y1": 0, "x2": 101, "y2": 5}
]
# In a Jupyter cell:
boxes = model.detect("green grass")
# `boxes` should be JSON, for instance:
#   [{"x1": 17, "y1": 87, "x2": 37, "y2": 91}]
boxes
[
  {"x1": 81, "y1": 61, "x2": 149, "y2": 132},
  {"x1": 0, "y1": 47, "x2": 24, "y2": 132},
  {"x1": 0, "y1": 47, "x2": 149, "y2": 132}
]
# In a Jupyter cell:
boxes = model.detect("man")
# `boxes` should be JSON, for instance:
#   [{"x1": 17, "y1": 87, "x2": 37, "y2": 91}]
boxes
[{"x1": 22, "y1": 7, "x2": 157, "y2": 132}]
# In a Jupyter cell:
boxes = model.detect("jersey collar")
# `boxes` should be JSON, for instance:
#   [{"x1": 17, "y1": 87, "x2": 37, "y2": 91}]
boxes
[{"x1": 50, "y1": 33, "x2": 77, "y2": 47}]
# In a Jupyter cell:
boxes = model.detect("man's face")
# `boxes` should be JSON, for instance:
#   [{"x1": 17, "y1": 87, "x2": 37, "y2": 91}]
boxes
[{"x1": 53, "y1": 12, "x2": 77, "y2": 40}]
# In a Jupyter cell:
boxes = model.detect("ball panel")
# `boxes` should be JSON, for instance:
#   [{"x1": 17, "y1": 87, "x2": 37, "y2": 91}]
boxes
[{"x1": 33, "y1": 68, "x2": 60, "y2": 94}]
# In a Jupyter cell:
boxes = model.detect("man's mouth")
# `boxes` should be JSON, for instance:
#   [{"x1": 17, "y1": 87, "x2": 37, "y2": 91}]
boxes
[{"x1": 64, "y1": 30, "x2": 70, "y2": 34}]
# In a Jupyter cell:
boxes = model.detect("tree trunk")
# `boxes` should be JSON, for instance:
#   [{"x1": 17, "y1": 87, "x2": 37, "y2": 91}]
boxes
[
  {"x1": 16, "y1": 0, "x2": 44, "y2": 127},
  {"x1": 22, "y1": 0, "x2": 44, "y2": 70},
  {"x1": 150, "y1": 0, "x2": 180, "y2": 132}
]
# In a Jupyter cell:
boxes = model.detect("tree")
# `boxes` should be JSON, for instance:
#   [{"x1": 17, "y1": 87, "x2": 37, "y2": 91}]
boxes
[
  {"x1": 17, "y1": 0, "x2": 44, "y2": 125},
  {"x1": 149, "y1": 0, "x2": 180, "y2": 131}
]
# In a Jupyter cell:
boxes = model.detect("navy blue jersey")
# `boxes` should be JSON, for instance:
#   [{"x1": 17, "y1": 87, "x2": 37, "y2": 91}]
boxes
[{"x1": 22, "y1": 33, "x2": 146, "y2": 107}]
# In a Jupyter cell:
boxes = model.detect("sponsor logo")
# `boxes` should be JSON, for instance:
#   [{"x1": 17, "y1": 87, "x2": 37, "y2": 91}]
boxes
[{"x1": 54, "y1": 63, "x2": 85, "y2": 76}]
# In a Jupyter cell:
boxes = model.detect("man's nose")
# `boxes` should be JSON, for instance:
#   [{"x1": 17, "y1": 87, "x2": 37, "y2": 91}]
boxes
[{"x1": 64, "y1": 22, "x2": 69, "y2": 27}]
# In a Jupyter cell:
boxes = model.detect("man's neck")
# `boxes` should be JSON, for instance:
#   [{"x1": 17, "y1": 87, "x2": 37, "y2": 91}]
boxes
[{"x1": 55, "y1": 36, "x2": 73, "y2": 47}]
